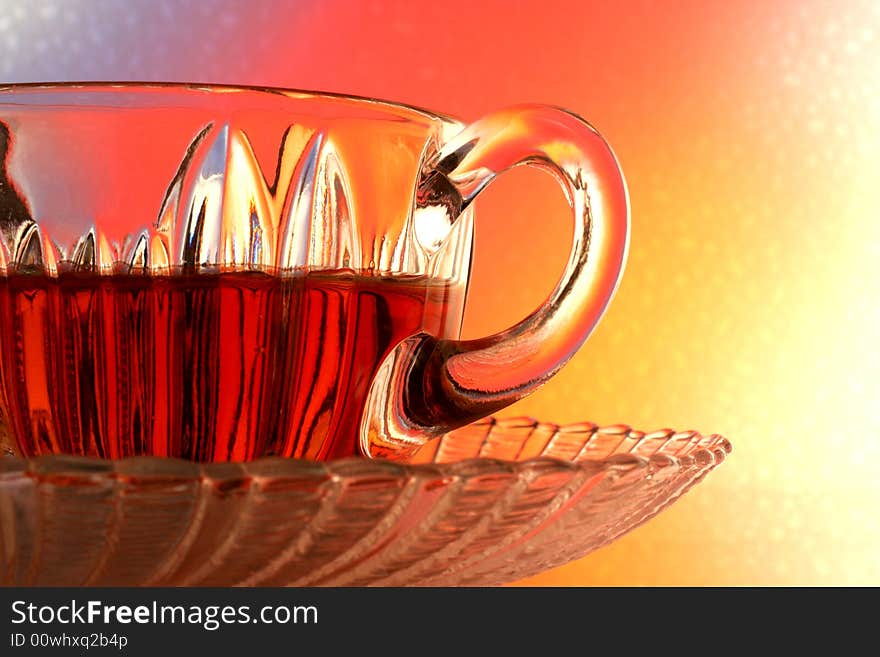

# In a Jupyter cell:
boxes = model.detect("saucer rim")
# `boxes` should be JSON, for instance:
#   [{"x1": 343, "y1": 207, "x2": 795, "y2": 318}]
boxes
[{"x1": 0, "y1": 416, "x2": 732, "y2": 483}]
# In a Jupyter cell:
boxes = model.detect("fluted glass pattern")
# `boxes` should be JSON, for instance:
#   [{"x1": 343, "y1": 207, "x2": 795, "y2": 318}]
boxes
[
  {"x1": 0, "y1": 84, "x2": 474, "y2": 461},
  {"x1": 0, "y1": 417, "x2": 730, "y2": 586}
]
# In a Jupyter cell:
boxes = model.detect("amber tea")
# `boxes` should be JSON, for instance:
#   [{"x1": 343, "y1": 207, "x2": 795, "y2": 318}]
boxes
[{"x1": 0, "y1": 271, "x2": 464, "y2": 461}]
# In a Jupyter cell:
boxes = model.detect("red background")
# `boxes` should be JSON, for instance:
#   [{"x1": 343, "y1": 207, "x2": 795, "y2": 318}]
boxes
[{"x1": 3, "y1": 0, "x2": 878, "y2": 585}]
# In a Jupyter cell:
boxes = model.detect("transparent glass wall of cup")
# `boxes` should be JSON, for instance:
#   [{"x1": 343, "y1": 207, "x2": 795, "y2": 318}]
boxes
[{"x1": 0, "y1": 84, "x2": 628, "y2": 462}]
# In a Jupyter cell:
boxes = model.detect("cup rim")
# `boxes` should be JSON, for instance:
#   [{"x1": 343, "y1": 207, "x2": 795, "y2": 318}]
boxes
[{"x1": 0, "y1": 80, "x2": 466, "y2": 127}]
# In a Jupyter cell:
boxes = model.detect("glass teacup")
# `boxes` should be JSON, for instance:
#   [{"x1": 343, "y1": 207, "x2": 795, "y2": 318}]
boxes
[{"x1": 0, "y1": 84, "x2": 628, "y2": 461}]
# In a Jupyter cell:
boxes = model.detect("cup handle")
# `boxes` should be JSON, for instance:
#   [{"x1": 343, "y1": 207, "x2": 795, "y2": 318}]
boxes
[{"x1": 363, "y1": 105, "x2": 630, "y2": 459}]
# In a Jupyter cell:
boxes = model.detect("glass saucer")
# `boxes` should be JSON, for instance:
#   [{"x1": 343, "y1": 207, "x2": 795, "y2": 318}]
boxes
[{"x1": 0, "y1": 417, "x2": 730, "y2": 586}]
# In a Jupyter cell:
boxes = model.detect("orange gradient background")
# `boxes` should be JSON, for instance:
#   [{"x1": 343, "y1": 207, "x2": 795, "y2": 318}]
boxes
[{"x1": 3, "y1": 0, "x2": 879, "y2": 585}]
